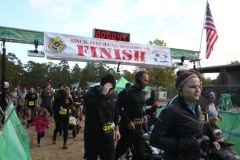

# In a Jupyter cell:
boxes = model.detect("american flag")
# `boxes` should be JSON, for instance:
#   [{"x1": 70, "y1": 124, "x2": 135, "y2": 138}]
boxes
[{"x1": 204, "y1": 1, "x2": 218, "y2": 59}]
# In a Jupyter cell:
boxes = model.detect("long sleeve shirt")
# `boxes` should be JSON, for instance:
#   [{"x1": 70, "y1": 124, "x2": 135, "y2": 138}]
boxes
[{"x1": 117, "y1": 85, "x2": 146, "y2": 133}]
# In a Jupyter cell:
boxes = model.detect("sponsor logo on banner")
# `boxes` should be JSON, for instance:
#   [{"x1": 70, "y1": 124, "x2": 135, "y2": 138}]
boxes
[
  {"x1": 48, "y1": 37, "x2": 66, "y2": 53},
  {"x1": 152, "y1": 50, "x2": 170, "y2": 63}
]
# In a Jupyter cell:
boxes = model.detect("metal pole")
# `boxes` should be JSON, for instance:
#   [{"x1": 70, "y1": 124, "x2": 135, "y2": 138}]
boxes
[
  {"x1": 1, "y1": 39, "x2": 7, "y2": 118},
  {"x1": 193, "y1": 60, "x2": 196, "y2": 70},
  {"x1": 117, "y1": 62, "x2": 121, "y2": 72},
  {"x1": 0, "y1": 101, "x2": 15, "y2": 131}
]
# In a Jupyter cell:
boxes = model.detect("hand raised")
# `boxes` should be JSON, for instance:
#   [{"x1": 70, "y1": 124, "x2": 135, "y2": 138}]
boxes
[{"x1": 102, "y1": 83, "x2": 113, "y2": 95}]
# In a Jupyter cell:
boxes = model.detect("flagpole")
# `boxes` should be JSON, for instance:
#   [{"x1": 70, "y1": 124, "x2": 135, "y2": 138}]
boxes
[
  {"x1": 198, "y1": 0, "x2": 208, "y2": 54},
  {"x1": 197, "y1": 0, "x2": 208, "y2": 71}
]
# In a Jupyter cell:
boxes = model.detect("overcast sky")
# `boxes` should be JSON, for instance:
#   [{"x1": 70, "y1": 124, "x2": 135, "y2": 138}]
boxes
[{"x1": 1, "y1": 0, "x2": 240, "y2": 75}]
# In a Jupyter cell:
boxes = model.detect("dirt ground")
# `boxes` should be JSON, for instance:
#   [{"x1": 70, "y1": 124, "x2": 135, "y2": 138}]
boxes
[{"x1": 27, "y1": 117, "x2": 85, "y2": 160}]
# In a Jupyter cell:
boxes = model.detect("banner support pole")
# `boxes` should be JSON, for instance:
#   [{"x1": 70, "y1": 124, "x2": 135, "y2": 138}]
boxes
[
  {"x1": 117, "y1": 62, "x2": 121, "y2": 72},
  {"x1": 1, "y1": 39, "x2": 7, "y2": 124}
]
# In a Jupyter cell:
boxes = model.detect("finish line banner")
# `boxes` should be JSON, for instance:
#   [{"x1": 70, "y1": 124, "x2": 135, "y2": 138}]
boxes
[{"x1": 44, "y1": 32, "x2": 172, "y2": 67}]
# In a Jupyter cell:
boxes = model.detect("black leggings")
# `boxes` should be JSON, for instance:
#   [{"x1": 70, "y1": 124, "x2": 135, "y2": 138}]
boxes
[
  {"x1": 84, "y1": 140, "x2": 115, "y2": 160},
  {"x1": 37, "y1": 132, "x2": 45, "y2": 144},
  {"x1": 53, "y1": 115, "x2": 69, "y2": 144},
  {"x1": 115, "y1": 130, "x2": 145, "y2": 160}
]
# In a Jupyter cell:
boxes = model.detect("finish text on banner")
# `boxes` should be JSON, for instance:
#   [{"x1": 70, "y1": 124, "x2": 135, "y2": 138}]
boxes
[{"x1": 44, "y1": 32, "x2": 172, "y2": 67}]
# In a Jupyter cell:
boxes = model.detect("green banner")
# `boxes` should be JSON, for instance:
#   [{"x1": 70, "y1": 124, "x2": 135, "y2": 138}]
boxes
[
  {"x1": 0, "y1": 26, "x2": 199, "y2": 60},
  {"x1": 0, "y1": 103, "x2": 32, "y2": 160},
  {"x1": 170, "y1": 48, "x2": 199, "y2": 59},
  {"x1": 218, "y1": 111, "x2": 240, "y2": 154},
  {"x1": 0, "y1": 26, "x2": 43, "y2": 44}
]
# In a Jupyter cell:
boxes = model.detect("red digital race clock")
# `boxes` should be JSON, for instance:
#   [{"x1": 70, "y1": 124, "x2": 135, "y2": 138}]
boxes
[{"x1": 93, "y1": 28, "x2": 130, "y2": 42}]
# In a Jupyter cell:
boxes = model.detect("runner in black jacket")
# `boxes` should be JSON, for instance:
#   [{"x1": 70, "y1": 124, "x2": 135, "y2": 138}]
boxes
[
  {"x1": 150, "y1": 71, "x2": 208, "y2": 160},
  {"x1": 115, "y1": 71, "x2": 149, "y2": 160},
  {"x1": 83, "y1": 74, "x2": 120, "y2": 160},
  {"x1": 52, "y1": 87, "x2": 73, "y2": 149}
]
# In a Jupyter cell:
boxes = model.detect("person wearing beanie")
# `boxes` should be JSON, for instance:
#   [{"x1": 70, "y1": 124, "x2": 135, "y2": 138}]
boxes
[
  {"x1": 83, "y1": 74, "x2": 120, "y2": 160},
  {"x1": 207, "y1": 91, "x2": 222, "y2": 128},
  {"x1": 150, "y1": 71, "x2": 207, "y2": 160},
  {"x1": 213, "y1": 129, "x2": 240, "y2": 160},
  {"x1": 213, "y1": 129, "x2": 222, "y2": 138}
]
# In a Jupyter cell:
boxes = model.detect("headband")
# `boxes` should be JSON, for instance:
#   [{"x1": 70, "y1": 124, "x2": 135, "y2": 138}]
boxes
[{"x1": 179, "y1": 74, "x2": 197, "y2": 87}]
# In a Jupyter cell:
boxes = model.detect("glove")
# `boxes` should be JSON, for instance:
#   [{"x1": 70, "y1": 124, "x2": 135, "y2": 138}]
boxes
[{"x1": 197, "y1": 135, "x2": 209, "y2": 148}]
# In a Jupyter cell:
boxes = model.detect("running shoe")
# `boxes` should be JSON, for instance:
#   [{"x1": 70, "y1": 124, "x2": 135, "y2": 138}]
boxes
[
  {"x1": 63, "y1": 144, "x2": 68, "y2": 149},
  {"x1": 52, "y1": 139, "x2": 56, "y2": 144}
]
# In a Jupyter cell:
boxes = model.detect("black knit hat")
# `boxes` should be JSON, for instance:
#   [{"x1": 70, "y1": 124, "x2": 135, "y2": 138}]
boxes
[{"x1": 100, "y1": 74, "x2": 116, "y2": 88}]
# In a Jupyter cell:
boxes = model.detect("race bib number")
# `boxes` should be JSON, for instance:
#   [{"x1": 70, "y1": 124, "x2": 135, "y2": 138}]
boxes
[
  {"x1": 59, "y1": 107, "x2": 67, "y2": 115},
  {"x1": 69, "y1": 117, "x2": 76, "y2": 124},
  {"x1": 103, "y1": 122, "x2": 115, "y2": 133},
  {"x1": 133, "y1": 118, "x2": 142, "y2": 126},
  {"x1": 28, "y1": 101, "x2": 35, "y2": 106}
]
